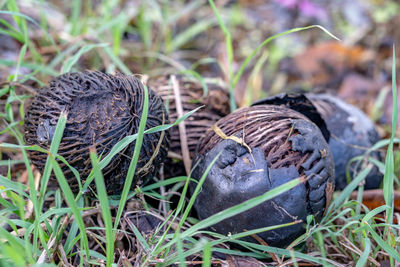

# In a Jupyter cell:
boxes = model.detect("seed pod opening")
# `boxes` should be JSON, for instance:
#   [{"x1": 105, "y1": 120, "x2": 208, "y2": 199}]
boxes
[
  {"x1": 254, "y1": 93, "x2": 383, "y2": 190},
  {"x1": 148, "y1": 75, "x2": 230, "y2": 176},
  {"x1": 307, "y1": 94, "x2": 383, "y2": 190},
  {"x1": 24, "y1": 71, "x2": 170, "y2": 195},
  {"x1": 190, "y1": 105, "x2": 335, "y2": 248}
]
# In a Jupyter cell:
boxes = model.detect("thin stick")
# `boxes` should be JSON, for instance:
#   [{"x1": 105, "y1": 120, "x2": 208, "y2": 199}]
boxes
[{"x1": 171, "y1": 75, "x2": 191, "y2": 174}]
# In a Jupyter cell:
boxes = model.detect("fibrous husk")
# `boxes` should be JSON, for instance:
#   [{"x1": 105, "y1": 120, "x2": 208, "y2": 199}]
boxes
[
  {"x1": 24, "y1": 71, "x2": 170, "y2": 195},
  {"x1": 148, "y1": 75, "x2": 230, "y2": 176},
  {"x1": 191, "y1": 105, "x2": 335, "y2": 248},
  {"x1": 253, "y1": 93, "x2": 383, "y2": 190}
]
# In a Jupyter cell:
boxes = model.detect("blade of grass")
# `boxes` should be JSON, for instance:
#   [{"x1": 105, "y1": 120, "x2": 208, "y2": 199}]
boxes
[
  {"x1": 164, "y1": 220, "x2": 303, "y2": 265},
  {"x1": 177, "y1": 151, "x2": 222, "y2": 230},
  {"x1": 361, "y1": 205, "x2": 388, "y2": 224},
  {"x1": 13, "y1": 43, "x2": 27, "y2": 82},
  {"x1": 38, "y1": 111, "x2": 67, "y2": 208},
  {"x1": 234, "y1": 239, "x2": 336, "y2": 266},
  {"x1": 329, "y1": 165, "x2": 372, "y2": 212},
  {"x1": 383, "y1": 46, "x2": 398, "y2": 228},
  {"x1": 81, "y1": 106, "x2": 202, "y2": 194},
  {"x1": 6, "y1": 125, "x2": 38, "y2": 260},
  {"x1": 0, "y1": 176, "x2": 28, "y2": 197},
  {"x1": 0, "y1": 10, "x2": 57, "y2": 48},
  {"x1": 168, "y1": 19, "x2": 216, "y2": 52},
  {"x1": 159, "y1": 175, "x2": 304, "y2": 254},
  {"x1": 90, "y1": 148, "x2": 114, "y2": 267},
  {"x1": 61, "y1": 43, "x2": 108, "y2": 73},
  {"x1": 50, "y1": 156, "x2": 89, "y2": 260},
  {"x1": 126, "y1": 219, "x2": 151, "y2": 252},
  {"x1": 176, "y1": 231, "x2": 186, "y2": 267},
  {"x1": 232, "y1": 25, "x2": 339, "y2": 90},
  {"x1": 113, "y1": 85, "x2": 149, "y2": 230},
  {"x1": 208, "y1": 0, "x2": 234, "y2": 109},
  {"x1": 103, "y1": 46, "x2": 132, "y2": 75},
  {"x1": 70, "y1": 0, "x2": 82, "y2": 36},
  {"x1": 365, "y1": 222, "x2": 400, "y2": 261},
  {"x1": 201, "y1": 241, "x2": 212, "y2": 267},
  {"x1": 355, "y1": 238, "x2": 371, "y2": 267}
]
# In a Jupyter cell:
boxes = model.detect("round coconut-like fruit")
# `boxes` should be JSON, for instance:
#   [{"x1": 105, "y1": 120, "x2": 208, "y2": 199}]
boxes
[
  {"x1": 254, "y1": 93, "x2": 383, "y2": 190},
  {"x1": 24, "y1": 71, "x2": 170, "y2": 195},
  {"x1": 148, "y1": 75, "x2": 230, "y2": 175},
  {"x1": 190, "y1": 105, "x2": 335, "y2": 248},
  {"x1": 307, "y1": 94, "x2": 383, "y2": 190}
]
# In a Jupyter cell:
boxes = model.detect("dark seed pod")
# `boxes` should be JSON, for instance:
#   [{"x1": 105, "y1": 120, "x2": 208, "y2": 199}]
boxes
[
  {"x1": 307, "y1": 94, "x2": 383, "y2": 190},
  {"x1": 190, "y1": 105, "x2": 335, "y2": 248},
  {"x1": 253, "y1": 93, "x2": 383, "y2": 190},
  {"x1": 148, "y1": 75, "x2": 230, "y2": 176},
  {"x1": 24, "y1": 71, "x2": 170, "y2": 195}
]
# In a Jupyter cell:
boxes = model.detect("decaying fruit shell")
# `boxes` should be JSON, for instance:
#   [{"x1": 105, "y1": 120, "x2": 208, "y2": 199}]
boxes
[
  {"x1": 190, "y1": 105, "x2": 335, "y2": 248},
  {"x1": 24, "y1": 71, "x2": 170, "y2": 195},
  {"x1": 307, "y1": 94, "x2": 383, "y2": 190},
  {"x1": 253, "y1": 93, "x2": 383, "y2": 190},
  {"x1": 148, "y1": 75, "x2": 230, "y2": 176}
]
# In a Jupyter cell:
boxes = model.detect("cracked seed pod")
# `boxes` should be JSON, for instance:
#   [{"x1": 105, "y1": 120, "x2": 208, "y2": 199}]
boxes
[
  {"x1": 24, "y1": 71, "x2": 170, "y2": 195},
  {"x1": 307, "y1": 94, "x2": 383, "y2": 190},
  {"x1": 148, "y1": 75, "x2": 230, "y2": 176},
  {"x1": 254, "y1": 93, "x2": 383, "y2": 190},
  {"x1": 190, "y1": 105, "x2": 335, "y2": 248}
]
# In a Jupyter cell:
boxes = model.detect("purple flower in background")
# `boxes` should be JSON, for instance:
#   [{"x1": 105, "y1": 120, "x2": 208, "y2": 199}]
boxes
[
  {"x1": 277, "y1": 0, "x2": 298, "y2": 8},
  {"x1": 275, "y1": 0, "x2": 327, "y2": 20}
]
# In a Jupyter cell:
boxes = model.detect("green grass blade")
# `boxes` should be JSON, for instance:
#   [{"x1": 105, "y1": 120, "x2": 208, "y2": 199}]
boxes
[
  {"x1": 202, "y1": 241, "x2": 212, "y2": 267},
  {"x1": 81, "y1": 106, "x2": 202, "y2": 193},
  {"x1": 178, "y1": 151, "x2": 222, "y2": 229},
  {"x1": 169, "y1": 19, "x2": 216, "y2": 52},
  {"x1": 0, "y1": 10, "x2": 57, "y2": 48},
  {"x1": 160, "y1": 175, "x2": 303, "y2": 253},
  {"x1": 90, "y1": 149, "x2": 114, "y2": 267},
  {"x1": 50, "y1": 156, "x2": 89, "y2": 260},
  {"x1": 235, "y1": 239, "x2": 335, "y2": 266},
  {"x1": 355, "y1": 238, "x2": 371, "y2": 267},
  {"x1": 38, "y1": 111, "x2": 67, "y2": 207},
  {"x1": 62, "y1": 43, "x2": 108, "y2": 73},
  {"x1": 126, "y1": 219, "x2": 151, "y2": 252},
  {"x1": 113, "y1": 85, "x2": 149, "y2": 230},
  {"x1": 186, "y1": 176, "x2": 301, "y2": 236},
  {"x1": 13, "y1": 43, "x2": 27, "y2": 82},
  {"x1": 165, "y1": 220, "x2": 301, "y2": 264},
  {"x1": 103, "y1": 46, "x2": 132, "y2": 75},
  {"x1": 70, "y1": 0, "x2": 82, "y2": 36},
  {"x1": 362, "y1": 205, "x2": 388, "y2": 223},
  {"x1": 232, "y1": 25, "x2": 339, "y2": 90},
  {"x1": 383, "y1": 47, "x2": 398, "y2": 226},
  {"x1": 365, "y1": 223, "x2": 400, "y2": 261},
  {"x1": 0, "y1": 175, "x2": 28, "y2": 197},
  {"x1": 330, "y1": 165, "x2": 372, "y2": 211},
  {"x1": 208, "y1": 0, "x2": 234, "y2": 109}
]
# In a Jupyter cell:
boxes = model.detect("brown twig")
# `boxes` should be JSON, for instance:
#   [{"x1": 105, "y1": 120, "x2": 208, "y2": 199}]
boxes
[
  {"x1": 58, "y1": 244, "x2": 73, "y2": 267},
  {"x1": 250, "y1": 233, "x2": 282, "y2": 264},
  {"x1": 171, "y1": 75, "x2": 192, "y2": 174}
]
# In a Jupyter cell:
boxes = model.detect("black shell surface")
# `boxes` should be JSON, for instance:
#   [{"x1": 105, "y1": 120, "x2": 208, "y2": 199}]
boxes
[
  {"x1": 190, "y1": 105, "x2": 335, "y2": 248},
  {"x1": 307, "y1": 94, "x2": 383, "y2": 190}
]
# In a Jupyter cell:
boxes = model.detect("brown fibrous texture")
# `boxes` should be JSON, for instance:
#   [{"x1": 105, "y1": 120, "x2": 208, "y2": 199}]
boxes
[
  {"x1": 24, "y1": 71, "x2": 170, "y2": 194},
  {"x1": 148, "y1": 75, "x2": 230, "y2": 159},
  {"x1": 199, "y1": 105, "x2": 312, "y2": 173}
]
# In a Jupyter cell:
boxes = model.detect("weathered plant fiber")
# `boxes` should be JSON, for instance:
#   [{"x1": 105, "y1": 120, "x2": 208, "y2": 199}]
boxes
[{"x1": 25, "y1": 71, "x2": 170, "y2": 195}]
